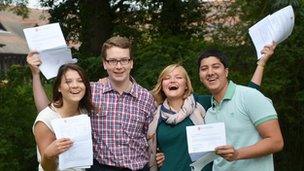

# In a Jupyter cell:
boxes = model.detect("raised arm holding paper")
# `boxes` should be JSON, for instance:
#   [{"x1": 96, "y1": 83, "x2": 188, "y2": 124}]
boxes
[
  {"x1": 28, "y1": 36, "x2": 157, "y2": 171},
  {"x1": 197, "y1": 49, "x2": 284, "y2": 171},
  {"x1": 249, "y1": 5, "x2": 294, "y2": 59},
  {"x1": 23, "y1": 23, "x2": 77, "y2": 79},
  {"x1": 147, "y1": 48, "x2": 275, "y2": 171},
  {"x1": 32, "y1": 64, "x2": 94, "y2": 171}
]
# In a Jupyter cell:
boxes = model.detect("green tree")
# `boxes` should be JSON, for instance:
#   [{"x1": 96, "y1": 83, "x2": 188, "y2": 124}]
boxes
[
  {"x1": 38, "y1": 0, "x2": 208, "y2": 56},
  {"x1": 208, "y1": 1, "x2": 304, "y2": 170},
  {"x1": 2, "y1": 1, "x2": 303, "y2": 170},
  {"x1": 141, "y1": 0, "x2": 206, "y2": 36},
  {"x1": 41, "y1": 0, "x2": 148, "y2": 56},
  {"x1": 0, "y1": 65, "x2": 37, "y2": 170}
]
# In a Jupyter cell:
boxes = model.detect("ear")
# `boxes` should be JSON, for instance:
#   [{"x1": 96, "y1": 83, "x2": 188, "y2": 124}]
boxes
[
  {"x1": 58, "y1": 88, "x2": 61, "y2": 92},
  {"x1": 102, "y1": 60, "x2": 107, "y2": 70},
  {"x1": 225, "y1": 68, "x2": 229, "y2": 77},
  {"x1": 130, "y1": 59, "x2": 134, "y2": 69}
]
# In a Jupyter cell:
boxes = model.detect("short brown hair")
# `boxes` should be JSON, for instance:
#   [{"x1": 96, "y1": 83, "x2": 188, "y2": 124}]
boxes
[{"x1": 101, "y1": 36, "x2": 133, "y2": 60}]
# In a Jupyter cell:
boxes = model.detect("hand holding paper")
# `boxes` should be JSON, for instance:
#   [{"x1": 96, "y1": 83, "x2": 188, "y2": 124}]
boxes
[
  {"x1": 190, "y1": 152, "x2": 217, "y2": 171},
  {"x1": 249, "y1": 5, "x2": 294, "y2": 59},
  {"x1": 186, "y1": 122, "x2": 226, "y2": 161},
  {"x1": 51, "y1": 114, "x2": 93, "y2": 170},
  {"x1": 23, "y1": 23, "x2": 66, "y2": 52},
  {"x1": 23, "y1": 23, "x2": 77, "y2": 79},
  {"x1": 257, "y1": 42, "x2": 276, "y2": 66},
  {"x1": 187, "y1": 123, "x2": 226, "y2": 170},
  {"x1": 215, "y1": 144, "x2": 239, "y2": 162}
]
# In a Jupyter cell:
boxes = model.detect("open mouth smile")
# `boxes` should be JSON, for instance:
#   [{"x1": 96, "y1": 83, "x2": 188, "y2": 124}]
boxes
[
  {"x1": 207, "y1": 76, "x2": 217, "y2": 83},
  {"x1": 168, "y1": 85, "x2": 179, "y2": 90},
  {"x1": 70, "y1": 90, "x2": 81, "y2": 94}
]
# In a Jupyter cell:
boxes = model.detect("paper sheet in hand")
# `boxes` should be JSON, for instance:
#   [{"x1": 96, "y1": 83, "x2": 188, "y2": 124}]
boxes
[
  {"x1": 190, "y1": 152, "x2": 218, "y2": 171},
  {"x1": 51, "y1": 114, "x2": 93, "y2": 170},
  {"x1": 38, "y1": 47, "x2": 77, "y2": 80},
  {"x1": 249, "y1": 5, "x2": 294, "y2": 59},
  {"x1": 186, "y1": 122, "x2": 226, "y2": 161},
  {"x1": 23, "y1": 23, "x2": 76, "y2": 79}
]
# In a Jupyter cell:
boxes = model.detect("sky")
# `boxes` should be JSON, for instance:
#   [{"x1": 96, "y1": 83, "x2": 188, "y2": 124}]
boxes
[
  {"x1": 27, "y1": 0, "x2": 41, "y2": 8},
  {"x1": 27, "y1": 0, "x2": 63, "y2": 9}
]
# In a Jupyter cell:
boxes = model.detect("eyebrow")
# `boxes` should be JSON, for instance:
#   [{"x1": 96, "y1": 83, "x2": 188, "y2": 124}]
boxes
[
  {"x1": 212, "y1": 63, "x2": 222, "y2": 66},
  {"x1": 201, "y1": 62, "x2": 222, "y2": 66},
  {"x1": 107, "y1": 57, "x2": 130, "y2": 60}
]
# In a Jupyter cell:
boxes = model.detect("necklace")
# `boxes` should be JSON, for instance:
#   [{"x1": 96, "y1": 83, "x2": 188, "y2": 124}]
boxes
[{"x1": 51, "y1": 104, "x2": 80, "y2": 118}]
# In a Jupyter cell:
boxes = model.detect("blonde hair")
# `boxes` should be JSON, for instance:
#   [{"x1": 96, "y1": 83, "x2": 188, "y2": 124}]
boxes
[{"x1": 151, "y1": 64, "x2": 193, "y2": 105}]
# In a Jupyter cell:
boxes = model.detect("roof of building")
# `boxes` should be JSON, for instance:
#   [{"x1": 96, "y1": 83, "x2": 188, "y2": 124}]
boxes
[{"x1": 0, "y1": 8, "x2": 49, "y2": 54}]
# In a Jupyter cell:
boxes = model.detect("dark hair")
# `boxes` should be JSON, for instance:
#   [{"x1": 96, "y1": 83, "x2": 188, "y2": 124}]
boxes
[
  {"x1": 197, "y1": 49, "x2": 228, "y2": 69},
  {"x1": 52, "y1": 63, "x2": 93, "y2": 114},
  {"x1": 101, "y1": 36, "x2": 133, "y2": 61}
]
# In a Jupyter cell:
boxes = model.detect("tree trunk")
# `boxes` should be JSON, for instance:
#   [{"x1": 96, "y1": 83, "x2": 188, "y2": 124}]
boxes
[
  {"x1": 159, "y1": 0, "x2": 183, "y2": 35},
  {"x1": 79, "y1": 0, "x2": 114, "y2": 56}
]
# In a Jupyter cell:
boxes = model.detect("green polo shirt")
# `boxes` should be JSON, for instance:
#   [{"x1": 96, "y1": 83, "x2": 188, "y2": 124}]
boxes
[{"x1": 205, "y1": 81, "x2": 277, "y2": 171}]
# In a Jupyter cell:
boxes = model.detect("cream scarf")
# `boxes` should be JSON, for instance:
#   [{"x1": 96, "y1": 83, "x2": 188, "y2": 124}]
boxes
[
  {"x1": 148, "y1": 94, "x2": 206, "y2": 170},
  {"x1": 160, "y1": 94, "x2": 205, "y2": 125}
]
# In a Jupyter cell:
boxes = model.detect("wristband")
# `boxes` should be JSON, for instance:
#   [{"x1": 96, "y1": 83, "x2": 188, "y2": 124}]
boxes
[{"x1": 257, "y1": 60, "x2": 265, "y2": 67}]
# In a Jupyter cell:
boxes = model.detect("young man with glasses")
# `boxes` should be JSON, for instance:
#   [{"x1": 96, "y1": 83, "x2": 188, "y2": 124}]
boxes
[
  {"x1": 90, "y1": 36, "x2": 156, "y2": 170},
  {"x1": 27, "y1": 36, "x2": 156, "y2": 171}
]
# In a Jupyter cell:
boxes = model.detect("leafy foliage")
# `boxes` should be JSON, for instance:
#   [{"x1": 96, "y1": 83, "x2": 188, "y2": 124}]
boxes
[
  {"x1": 211, "y1": 1, "x2": 304, "y2": 169},
  {"x1": 39, "y1": 0, "x2": 209, "y2": 56},
  {"x1": 134, "y1": 35, "x2": 206, "y2": 91},
  {"x1": 1, "y1": 0, "x2": 304, "y2": 170},
  {"x1": 0, "y1": 65, "x2": 37, "y2": 170}
]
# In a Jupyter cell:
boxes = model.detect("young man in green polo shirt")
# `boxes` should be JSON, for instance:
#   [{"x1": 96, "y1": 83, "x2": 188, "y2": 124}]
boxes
[{"x1": 197, "y1": 49, "x2": 284, "y2": 171}]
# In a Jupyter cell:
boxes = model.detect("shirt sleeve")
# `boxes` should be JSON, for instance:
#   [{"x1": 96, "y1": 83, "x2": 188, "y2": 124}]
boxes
[
  {"x1": 242, "y1": 88, "x2": 278, "y2": 127},
  {"x1": 247, "y1": 81, "x2": 260, "y2": 91},
  {"x1": 32, "y1": 108, "x2": 56, "y2": 134},
  {"x1": 193, "y1": 93, "x2": 212, "y2": 111},
  {"x1": 143, "y1": 93, "x2": 157, "y2": 133}
]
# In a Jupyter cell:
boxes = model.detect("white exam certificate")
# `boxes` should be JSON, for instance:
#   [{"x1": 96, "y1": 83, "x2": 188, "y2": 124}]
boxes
[
  {"x1": 186, "y1": 122, "x2": 226, "y2": 161},
  {"x1": 249, "y1": 5, "x2": 294, "y2": 59},
  {"x1": 51, "y1": 114, "x2": 93, "y2": 170},
  {"x1": 23, "y1": 23, "x2": 76, "y2": 79}
]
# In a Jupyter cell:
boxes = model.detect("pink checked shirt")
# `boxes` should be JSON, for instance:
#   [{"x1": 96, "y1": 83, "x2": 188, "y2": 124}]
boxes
[{"x1": 90, "y1": 81, "x2": 156, "y2": 170}]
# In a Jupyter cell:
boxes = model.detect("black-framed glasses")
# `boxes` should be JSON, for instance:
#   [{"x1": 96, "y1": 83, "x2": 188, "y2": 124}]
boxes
[{"x1": 105, "y1": 58, "x2": 131, "y2": 66}]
